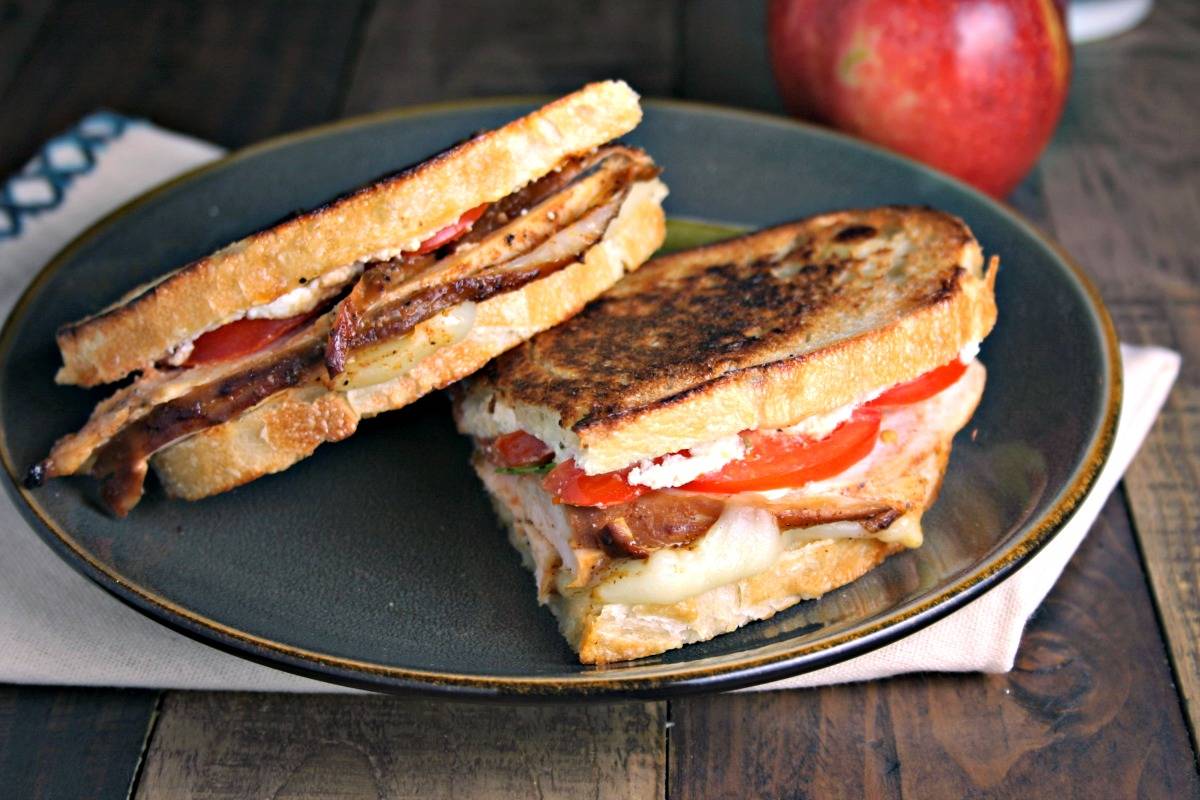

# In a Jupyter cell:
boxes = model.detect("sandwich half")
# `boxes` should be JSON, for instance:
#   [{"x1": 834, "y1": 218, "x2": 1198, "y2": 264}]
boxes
[
  {"x1": 453, "y1": 207, "x2": 998, "y2": 663},
  {"x1": 30, "y1": 81, "x2": 668, "y2": 514}
]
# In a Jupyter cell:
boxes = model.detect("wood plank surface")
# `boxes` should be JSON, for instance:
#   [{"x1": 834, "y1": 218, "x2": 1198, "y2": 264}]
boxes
[
  {"x1": 1036, "y1": 0, "x2": 1200, "y2": 747},
  {"x1": 1, "y1": 1, "x2": 1197, "y2": 798},
  {"x1": 341, "y1": 0, "x2": 680, "y2": 114},
  {"x1": 0, "y1": 685, "x2": 159, "y2": 800},
  {"x1": 0, "y1": 0, "x2": 368, "y2": 177},
  {"x1": 134, "y1": 694, "x2": 664, "y2": 800},
  {"x1": 668, "y1": 493, "x2": 1200, "y2": 799}
]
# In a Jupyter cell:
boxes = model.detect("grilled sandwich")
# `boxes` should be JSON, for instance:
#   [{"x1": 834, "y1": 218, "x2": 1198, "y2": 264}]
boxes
[
  {"x1": 29, "y1": 81, "x2": 668, "y2": 514},
  {"x1": 453, "y1": 207, "x2": 998, "y2": 663}
]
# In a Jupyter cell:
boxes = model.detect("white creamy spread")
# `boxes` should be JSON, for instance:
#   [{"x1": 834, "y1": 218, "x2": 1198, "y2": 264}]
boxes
[
  {"x1": 778, "y1": 399, "x2": 861, "y2": 440},
  {"x1": 245, "y1": 262, "x2": 364, "y2": 320},
  {"x1": 160, "y1": 262, "x2": 366, "y2": 365},
  {"x1": 621, "y1": 391, "x2": 877, "y2": 491},
  {"x1": 164, "y1": 339, "x2": 195, "y2": 366},
  {"x1": 626, "y1": 435, "x2": 745, "y2": 489}
]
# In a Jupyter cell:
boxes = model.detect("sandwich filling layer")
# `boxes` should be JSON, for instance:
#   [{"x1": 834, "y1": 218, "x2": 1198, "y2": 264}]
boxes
[
  {"x1": 31, "y1": 147, "x2": 661, "y2": 514},
  {"x1": 468, "y1": 358, "x2": 986, "y2": 606}
]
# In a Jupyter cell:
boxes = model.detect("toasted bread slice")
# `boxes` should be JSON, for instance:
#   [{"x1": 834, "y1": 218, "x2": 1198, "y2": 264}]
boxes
[
  {"x1": 478, "y1": 360, "x2": 986, "y2": 663},
  {"x1": 457, "y1": 207, "x2": 998, "y2": 474},
  {"x1": 150, "y1": 178, "x2": 667, "y2": 500},
  {"x1": 57, "y1": 80, "x2": 643, "y2": 387}
]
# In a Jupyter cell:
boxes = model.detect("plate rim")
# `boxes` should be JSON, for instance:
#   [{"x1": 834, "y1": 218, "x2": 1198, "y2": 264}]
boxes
[{"x1": 0, "y1": 96, "x2": 1122, "y2": 698}]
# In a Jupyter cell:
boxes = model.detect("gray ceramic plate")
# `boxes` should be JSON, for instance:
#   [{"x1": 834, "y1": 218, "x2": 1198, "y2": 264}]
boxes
[{"x1": 0, "y1": 100, "x2": 1119, "y2": 698}]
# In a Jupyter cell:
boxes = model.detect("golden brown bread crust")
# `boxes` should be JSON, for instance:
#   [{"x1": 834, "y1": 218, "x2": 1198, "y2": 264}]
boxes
[
  {"x1": 495, "y1": 484, "x2": 902, "y2": 665},
  {"x1": 152, "y1": 385, "x2": 358, "y2": 500},
  {"x1": 151, "y1": 179, "x2": 667, "y2": 500},
  {"x1": 57, "y1": 80, "x2": 643, "y2": 387},
  {"x1": 464, "y1": 206, "x2": 998, "y2": 473},
  {"x1": 569, "y1": 539, "x2": 904, "y2": 665}
]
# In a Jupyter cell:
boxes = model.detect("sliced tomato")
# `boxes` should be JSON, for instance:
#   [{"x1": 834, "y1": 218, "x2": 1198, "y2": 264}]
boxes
[
  {"x1": 868, "y1": 359, "x2": 968, "y2": 408},
  {"x1": 542, "y1": 459, "x2": 648, "y2": 508},
  {"x1": 681, "y1": 408, "x2": 883, "y2": 494},
  {"x1": 181, "y1": 204, "x2": 489, "y2": 367},
  {"x1": 414, "y1": 203, "x2": 489, "y2": 255},
  {"x1": 490, "y1": 431, "x2": 554, "y2": 468},
  {"x1": 183, "y1": 313, "x2": 313, "y2": 366}
]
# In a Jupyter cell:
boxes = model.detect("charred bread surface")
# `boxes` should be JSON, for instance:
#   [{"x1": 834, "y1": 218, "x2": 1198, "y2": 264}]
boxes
[{"x1": 459, "y1": 207, "x2": 998, "y2": 474}]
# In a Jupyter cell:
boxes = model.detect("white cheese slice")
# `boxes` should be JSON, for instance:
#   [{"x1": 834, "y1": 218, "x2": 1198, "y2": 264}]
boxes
[
  {"x1": 340, "y1": 302, "x2": 476, "y2": 391},
  {"x1": 595, "y1": 504, "x2": 782, "y2": 606}
]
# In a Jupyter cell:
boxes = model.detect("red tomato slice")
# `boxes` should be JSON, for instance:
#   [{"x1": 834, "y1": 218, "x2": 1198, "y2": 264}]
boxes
[
  {"x1": 542, "y1": 459, "x2": 648, "y2": 508},
  {"x1": 868, "y1": 359, "x2": 968, "y2": 408},
  {"x1": 184, "y1": 313, "x2": 313, "y2": 366},
  {"x1": 681, "y1": 408, "x2": 883, "y2": 494},
  {"x1": 490, "y1": 431, "x2": 554, "y2": 468},
  {"x1": 414, "y1": 203, "x2": 489, "y2": 254},
  {"x1": 182, "y1": 204, "x2": 489, "y2": 367}
]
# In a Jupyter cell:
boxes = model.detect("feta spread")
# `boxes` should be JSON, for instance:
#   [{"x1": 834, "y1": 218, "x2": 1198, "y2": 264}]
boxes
[
  {"x1": 245, "y1": 262, "x2": 364, "y2": 320},
  {"x1": 779, "y1": 400, "x2": 859, "y2": 440},
  {"x1": 627, "y1": 435, "x2": 745, "y2": 489}
]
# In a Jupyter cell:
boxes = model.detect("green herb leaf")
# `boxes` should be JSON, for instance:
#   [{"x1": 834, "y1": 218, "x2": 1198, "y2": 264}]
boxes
[{"x1": 495, "y1": 462, "x2": 554, "y2": 476}]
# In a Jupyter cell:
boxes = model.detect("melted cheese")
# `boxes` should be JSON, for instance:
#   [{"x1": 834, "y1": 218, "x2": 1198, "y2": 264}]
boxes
[
  {"x1": 340, "y1": 302, "x2": 476, "y2": 391},
  {"x1": 594, "y1": 514, "x2": 886, "y2": 607},
  {"x1": 595, "y1": 504, "x2": 782, "y2": 605},
  {"x1": 781, "y1": 520, "x2": 872, "y2": 544}
]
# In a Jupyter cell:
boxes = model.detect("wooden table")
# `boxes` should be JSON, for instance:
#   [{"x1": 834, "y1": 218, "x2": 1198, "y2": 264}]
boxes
[{"x1": 1, "y1": 2, "x2": 1197, "y2": 797}]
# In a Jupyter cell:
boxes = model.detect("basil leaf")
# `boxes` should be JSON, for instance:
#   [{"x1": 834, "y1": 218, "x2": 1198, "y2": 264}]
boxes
[{"x1": 495, "y1": 462, "x2": 555, "y2": 476}]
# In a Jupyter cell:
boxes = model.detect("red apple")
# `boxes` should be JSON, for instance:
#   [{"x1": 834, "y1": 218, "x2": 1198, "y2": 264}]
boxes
[{"x1": 767, "y1": 0, "x2": 1071, "y2": 197}]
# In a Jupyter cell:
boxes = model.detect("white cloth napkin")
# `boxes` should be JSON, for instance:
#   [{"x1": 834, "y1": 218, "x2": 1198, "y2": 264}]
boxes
[{"x1": 0, "y1": 115, "x2": 1180, "y2": 693}]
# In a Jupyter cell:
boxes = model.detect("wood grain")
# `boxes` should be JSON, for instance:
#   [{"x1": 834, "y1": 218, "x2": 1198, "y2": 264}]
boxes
[
  {"x1": 0, "y1": 1, "x2": 1196, "y2": 797},
  {"x1": 0, "y1": 0, "x2": 368, "y2": 177},
  {"x1": 135, "y1": 693, "x2": 665, "y2": 800},
  {"x1": 0, "y1": 685, "x2": 159, "y2": 800},
  {"x1": 341, "y1": 0, "x2": 680, "y2": 114},
  {"x1": 668, "y1": 494, "x2": 1200, "y2": 799},
  {"x1": 1036, "y1": 0, "x2": 1200, "y2": 747}
]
